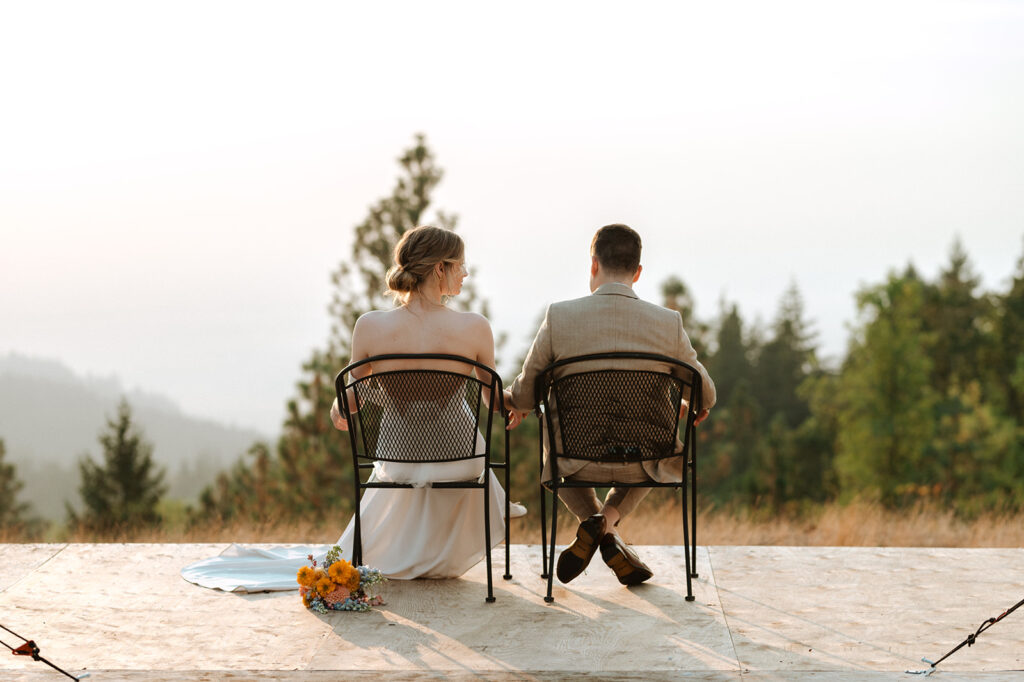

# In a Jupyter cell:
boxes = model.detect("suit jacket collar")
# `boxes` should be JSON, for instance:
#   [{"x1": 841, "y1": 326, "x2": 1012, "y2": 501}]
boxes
[{"x1": 592, "y1": 282, "x2": 638, "y2": 299}]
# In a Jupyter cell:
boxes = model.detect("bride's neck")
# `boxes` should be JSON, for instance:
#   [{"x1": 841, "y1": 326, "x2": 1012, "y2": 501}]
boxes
[{"x1": 403, "y1": 288, "x2": 445, "y2": 311}]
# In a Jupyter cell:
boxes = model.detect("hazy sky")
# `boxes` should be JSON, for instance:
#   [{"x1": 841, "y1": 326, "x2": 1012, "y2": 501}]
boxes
[{"x1": 2, "y1": 0, "x2": 1022, "y2": 433}]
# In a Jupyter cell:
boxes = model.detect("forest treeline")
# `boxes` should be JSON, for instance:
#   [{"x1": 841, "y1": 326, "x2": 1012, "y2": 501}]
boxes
[
  {"x1": 2, "y1": 134, "x2": 1022, "y2": 540},
  {"x1": 190, "y1": 135, "x2": 1024, "y2": 526},
  {"x1": 692, "y1": 240, "x2": 1024, "y2": 517}
]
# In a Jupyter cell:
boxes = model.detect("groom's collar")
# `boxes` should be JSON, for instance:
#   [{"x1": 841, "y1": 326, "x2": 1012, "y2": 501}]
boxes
[{"x1": 592, "y1": 282, "x2": 638, "y2": 299}]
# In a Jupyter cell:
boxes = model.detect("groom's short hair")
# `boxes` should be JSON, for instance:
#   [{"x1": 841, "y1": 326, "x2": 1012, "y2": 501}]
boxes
[{"x1": 591, "y1": 223, "x2": 642, "y2": 275}]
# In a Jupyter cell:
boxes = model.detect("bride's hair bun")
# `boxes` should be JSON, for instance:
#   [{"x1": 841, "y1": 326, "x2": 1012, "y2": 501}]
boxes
[
  {"x1": 386, "y1": 264, "x2": 420, "y2": 294},
  {"x1": 385, "y1": 226, "x2": 465, "y2": 300}
]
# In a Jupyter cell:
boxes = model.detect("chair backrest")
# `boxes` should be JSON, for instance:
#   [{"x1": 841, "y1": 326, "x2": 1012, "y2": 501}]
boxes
[
  {"x1": 538, "y1": 352, "x2": 701, "y2": 465},
  {"x1": 336, "y1": 354, "x2": 502, "y2": 464}
]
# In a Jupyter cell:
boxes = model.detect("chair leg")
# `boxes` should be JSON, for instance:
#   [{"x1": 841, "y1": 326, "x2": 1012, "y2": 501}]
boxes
[
  {"x1": 503, "y1": 459, "x2": 512, "y2": 581},
  {"x1": 539, "y1": 420, "x2": 549, "y2": 580},
  {"x1": 545, "y1": 489, "x2": 557, "y2": 603},
  {"x1": 485, "y1": 475, "x2": 495, "y2": 603},
  {"x1": 681, "y1": 485, "x2": 694, "y2": 602},
  {"x1": 353, "y1": 490, "x2": 363, "y2": 568},
  {"x1": 690, "y1": 459, "x2": 698, "y2": 578},
  {"x1": 540, "y1": 483, "x2": 550, "y2": 579}
]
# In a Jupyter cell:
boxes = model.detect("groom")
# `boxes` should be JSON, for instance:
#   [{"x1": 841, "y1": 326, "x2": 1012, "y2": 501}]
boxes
[{"x1": 505, "y1": 223, "x2": 716, "y2": 586}]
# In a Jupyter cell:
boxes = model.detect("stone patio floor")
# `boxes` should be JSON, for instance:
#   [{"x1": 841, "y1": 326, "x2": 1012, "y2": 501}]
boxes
[{"x1": 2, "y1": 544, "x2": 1022, "y2": 680}]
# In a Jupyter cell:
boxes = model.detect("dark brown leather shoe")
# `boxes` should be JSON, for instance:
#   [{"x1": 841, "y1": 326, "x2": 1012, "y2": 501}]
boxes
[
  {"x1": 556, "y1": 514, "x2": 607, "y2": 584},
  {"x1": 600, "y1": 533, "x2": 653, "y2": 585}
]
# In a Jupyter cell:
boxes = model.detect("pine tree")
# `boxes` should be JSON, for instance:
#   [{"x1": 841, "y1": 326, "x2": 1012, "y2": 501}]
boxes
[
  {"x1": 791, "y1": 371, "x2": 841, "y2": 503},
  {"x1": 708, "y1": 301, "x2": 754, "y2": 409},
  {"x1": 68, "y1": 399, "x2": 167, "y2": 533},
  {"x1": 921, "y1": 238, "x2": 992, "y2": 397},
  {"x1": 661, "y1": 276, "x2": 709, "y2": 353},
  {"x1": 992, "y1": 240, "x2": 1024, "y2": 421},
  {"x1": 834, "y1": 271, "x2": 936, "y2": 505},
  {"x1": 0, "y1": 438, "x2": 33, "y2": 529},
  {"x1": 755, "y1": 282, "x2": 817, "y2": 429},
  {"x1": 195, "y1": 134, "x2": 476, "y2": 523}
]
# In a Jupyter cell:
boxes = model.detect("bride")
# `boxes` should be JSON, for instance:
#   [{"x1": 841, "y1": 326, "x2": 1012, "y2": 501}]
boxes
[{"x1": 181, "y1": 226, "x2": 524, "y2": 592}]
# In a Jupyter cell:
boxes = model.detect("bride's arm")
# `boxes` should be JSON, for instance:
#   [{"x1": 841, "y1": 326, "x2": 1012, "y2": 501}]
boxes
[
  {"x1": 469, "y1": 313, "x2": 508, "y2": 417},
  {"x1": 330, "y1": 314, "x2": 376, "y2": 431}
]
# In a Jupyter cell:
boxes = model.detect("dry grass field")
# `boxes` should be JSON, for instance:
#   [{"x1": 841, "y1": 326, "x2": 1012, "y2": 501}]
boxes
[{"x1": 8, "y1": 498, "x2": 1023, "y2": 547}]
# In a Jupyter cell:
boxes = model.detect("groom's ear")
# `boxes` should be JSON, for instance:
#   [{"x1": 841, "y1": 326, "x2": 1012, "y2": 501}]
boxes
[
  {"x1": 590, "y1": 257, "x2": 600, "y2": 277},
  {"x1": 632, "y1": 264, "x2": 642, "y2": 283}
]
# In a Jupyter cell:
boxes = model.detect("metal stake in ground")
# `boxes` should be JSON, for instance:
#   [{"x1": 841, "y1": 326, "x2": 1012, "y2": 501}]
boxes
[
  {"x1": 1, "y1": 623, "x2": 89, "y2": 680},
  {"x1": 907, "y1": 595, "x2": 1024, "y2": 676}
]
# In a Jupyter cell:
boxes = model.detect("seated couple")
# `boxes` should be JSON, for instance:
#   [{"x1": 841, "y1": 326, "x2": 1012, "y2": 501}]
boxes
[{"x1": 181, "y1": 223, "x2": 715, "y2": 593}]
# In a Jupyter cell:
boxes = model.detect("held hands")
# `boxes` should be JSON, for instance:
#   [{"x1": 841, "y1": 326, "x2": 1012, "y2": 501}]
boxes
[
  {"x1": 329, "y1": 398, "x2": 349, "y2": 431},
  {"x1": 503, "y1": 389, "x2": 529, "y2": 430}
]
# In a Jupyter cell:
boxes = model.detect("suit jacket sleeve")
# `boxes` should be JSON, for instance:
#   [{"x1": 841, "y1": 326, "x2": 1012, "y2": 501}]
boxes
[
  {"x1": 675, "y1": 312, "x2": 717, "y2": 410},
  {"x1": 507, "y1": 305, "x2": 555, "y2": 411}
]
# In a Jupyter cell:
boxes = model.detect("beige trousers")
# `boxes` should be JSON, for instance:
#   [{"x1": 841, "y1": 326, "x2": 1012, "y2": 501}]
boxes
[{"x1": 557, "y1": 460, "x2": 653, "y2": 523}]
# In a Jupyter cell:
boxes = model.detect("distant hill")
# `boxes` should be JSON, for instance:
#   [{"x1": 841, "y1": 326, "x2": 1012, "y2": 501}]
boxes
[{"x1": 0, "y1": 353, "x2": 274, "y2": 519}]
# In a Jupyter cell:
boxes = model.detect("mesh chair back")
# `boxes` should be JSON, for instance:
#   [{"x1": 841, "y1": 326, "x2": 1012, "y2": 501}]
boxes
[
  {"x1": 347, "y1": 369, "x2": 488, "y2": 464},
  {"x1": 335, "y1": 354, "x2": 511, "y2": 600},
  {"x1": 535, "y1": 352, "x2": 703, "y2": 603},
  {"x1": 551, "y1": 369, "x2": 683, "y2": 462}
]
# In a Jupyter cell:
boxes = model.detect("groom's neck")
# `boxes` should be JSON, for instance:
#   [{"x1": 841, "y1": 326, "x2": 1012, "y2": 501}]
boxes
[{"x1": 589, "y1": 270, "x2": 639, "y2": 292}]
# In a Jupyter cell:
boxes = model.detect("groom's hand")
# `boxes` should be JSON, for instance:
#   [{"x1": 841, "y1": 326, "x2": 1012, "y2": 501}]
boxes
[
  {"x1": 330, "y1": 399, "x2": 349, "y2": 431},
  {"x1": 506, "y1": 408, "x2": 528, "y2": 430},
  {"x1": 503, "y1": 389, "x2": 528, "y2": 430}
]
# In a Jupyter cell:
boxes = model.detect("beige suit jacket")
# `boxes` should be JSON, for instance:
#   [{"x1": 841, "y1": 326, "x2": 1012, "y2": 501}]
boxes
[{"x1": 507, "y1": 282, "x2": 717, "y2": 484}]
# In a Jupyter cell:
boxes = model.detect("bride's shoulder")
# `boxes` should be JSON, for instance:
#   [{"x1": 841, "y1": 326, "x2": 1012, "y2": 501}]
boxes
[
  {"x1": 450, "y1": 309, "x2": 492, "y2": 331},
  {"x1": 356, "y1": 308, "x2": 396, "y2": 324},
  {"x1": 352, "y1": 309, "x2": 400, "y2": 334}
]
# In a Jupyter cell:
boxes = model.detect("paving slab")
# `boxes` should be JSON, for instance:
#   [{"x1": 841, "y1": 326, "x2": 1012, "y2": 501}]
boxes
[
  {"x1": 1, "y1": 544, "x2": 1021, "y2": 680},
  {"x1": 0, "y1": 544, "x2": 64, "y2": 592},
  {"x1": 709, "y1": 547, "x2": 1024, "y2": 675}
]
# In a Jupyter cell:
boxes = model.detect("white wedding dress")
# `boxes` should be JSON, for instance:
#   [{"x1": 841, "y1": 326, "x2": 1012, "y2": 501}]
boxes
[{"x1": 181, "y1": 386, "x2": 514, "y2": 592}]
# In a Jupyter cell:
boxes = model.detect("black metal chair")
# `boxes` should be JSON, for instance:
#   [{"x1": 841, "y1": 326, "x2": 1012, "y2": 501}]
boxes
[
  {"x1": 535, "y1": 352, "x2": 702, "y2": 602},
  {"x1": 335, "y1": 353, "x2": 511, "y2": 602}
]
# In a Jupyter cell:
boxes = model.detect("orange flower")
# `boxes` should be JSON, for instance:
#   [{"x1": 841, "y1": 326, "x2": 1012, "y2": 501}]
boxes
[
  {"x1": 315, "y1": 576, "x2": 334, "y2": 597},
  {"x1": 296, "y1": 566, "x2": 316, "y2": 587},
  {"x1": 328, "y1": 560, "x2": 360, "y2": 591},
  {"x1": 327, "y1": 561, "x2": 347, "y2": 579}
]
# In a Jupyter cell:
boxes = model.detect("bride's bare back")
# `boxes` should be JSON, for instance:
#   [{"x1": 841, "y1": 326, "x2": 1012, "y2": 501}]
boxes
[
  {"x1": 330, "y1": 225, "x2": 502, "y2": 430},
  {"x1": 349, "y1": 301, "x2": 496, "y2": 381}
]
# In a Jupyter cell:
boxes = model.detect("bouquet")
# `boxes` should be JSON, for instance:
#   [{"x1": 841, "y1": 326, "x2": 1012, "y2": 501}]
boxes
[{"x1": 296, "y1": 545, "x2": 387, "y2": 613}]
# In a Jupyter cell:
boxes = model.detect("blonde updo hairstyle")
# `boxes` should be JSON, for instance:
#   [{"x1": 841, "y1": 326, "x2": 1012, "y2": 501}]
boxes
[{"x1": 385, "y1": 226, "x2": 465, "y2": 302}]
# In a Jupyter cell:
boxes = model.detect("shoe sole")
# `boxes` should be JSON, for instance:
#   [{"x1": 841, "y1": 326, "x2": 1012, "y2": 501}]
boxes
[
  {"x1": 601, "y1": 542, "x2": 653, "y2": 586},
  {"x1": 556, "y1": 519, "x2": 603, "y2": 583}
]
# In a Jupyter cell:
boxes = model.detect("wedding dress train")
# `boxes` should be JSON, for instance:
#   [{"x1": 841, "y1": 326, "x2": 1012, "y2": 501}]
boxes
[{"x1": 181, "y1": 391, "x2": 515, "y2": 592}]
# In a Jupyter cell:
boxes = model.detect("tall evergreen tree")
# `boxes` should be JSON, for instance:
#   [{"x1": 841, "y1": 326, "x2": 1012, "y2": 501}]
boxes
[
  {"x1": 701, "y1": 377, "x2": 764, "y2": 505},
  {"x1": 755, "y1": 282, "x2": 817, "y2": 429},
  {"x1": 992, "y1": 240, "x2": 1024, "y2": 421},
  {"x1": 0, "y1": 438, "x2": 33, "y2": 529},
  {"x1": 707, "y1": 301, "x2": 754, "y2": 408},
  {"x1": 792, "y1": 371, "x2": 841, "y2": 502},
  {"x1": 834, "y1": 271, "x2": 936, "y2": 504},
  {"x1": 921, "y1": 238, "x2": 991, "y2": 397},
  {"x1": 927, "y1": 381, "x2": 1022, "y2": 512},
  {"x1": 68, "y1": 399, "x2": 167, "y2": 533},
  {"x1": 661, "y1": 276, "x2": 709, "y2": 353},
  {"x1": 196, "y1": 134, "x2": 475, "y2": 523}
]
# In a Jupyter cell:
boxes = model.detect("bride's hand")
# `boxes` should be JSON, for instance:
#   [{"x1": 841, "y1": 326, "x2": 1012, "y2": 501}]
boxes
[
  {"x1": 503, "y1": 390, "x2": 528, "y2": 430},
  {"x1": 330, "y1": 399, "x2": 349, "y2": 431}
]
